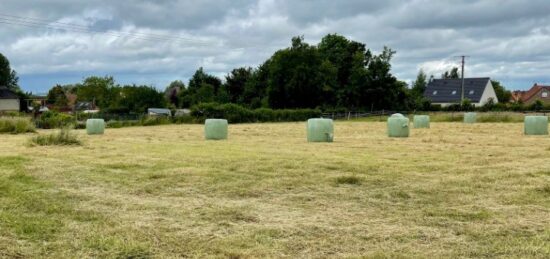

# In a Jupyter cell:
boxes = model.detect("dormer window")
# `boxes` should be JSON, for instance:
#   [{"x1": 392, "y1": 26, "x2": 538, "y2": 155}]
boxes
[
  {"x1": 542, "y1": 92, "x2": 548, "y2": 98},
  {"x1": 433, "y1": 90, "x2": 438, "y2": 95},
  {"x1": 469, "y1": 90, "x2": 475, "y2": 95},
  {"x1": 451, "y1": 90, "x2": 457, "y2": 95}
]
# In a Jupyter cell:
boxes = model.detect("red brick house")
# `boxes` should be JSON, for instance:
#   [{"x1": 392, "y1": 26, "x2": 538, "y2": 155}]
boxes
[{"x1": 514, "y1": 84, "x2": 550, "y2": 104}]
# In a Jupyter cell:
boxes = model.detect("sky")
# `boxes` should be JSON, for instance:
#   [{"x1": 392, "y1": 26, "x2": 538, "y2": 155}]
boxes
[{"x1": 1, "y1": 0, "x2": 550, "y2": 94}]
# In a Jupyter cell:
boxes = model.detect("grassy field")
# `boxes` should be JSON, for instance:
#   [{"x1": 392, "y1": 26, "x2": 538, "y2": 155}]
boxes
[{"x1": 0, "y1": 122, "x2": 549, "y2": 258}]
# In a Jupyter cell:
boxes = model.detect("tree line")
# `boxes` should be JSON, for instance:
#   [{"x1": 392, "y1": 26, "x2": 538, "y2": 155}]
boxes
[{"x1": 2, "y1": 34, "x2": 515, "y2": 114}]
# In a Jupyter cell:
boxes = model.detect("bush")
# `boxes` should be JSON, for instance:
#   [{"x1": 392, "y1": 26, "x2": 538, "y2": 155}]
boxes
[
  {"x1": 140, "y1": 116, "x2": 172, "y2": 126},
  {"x1": 35, "y1": 111, "x2": 76, "y2": 129},
  {"x1": 0, "y1": 117, "x2": 36, "y2": 134},
  {"x1": 191, "y1": 102, "x2": 322, "y2": 123},
  {"x1": 29, "y1": 128, "x2": 81, "y2": 146}
]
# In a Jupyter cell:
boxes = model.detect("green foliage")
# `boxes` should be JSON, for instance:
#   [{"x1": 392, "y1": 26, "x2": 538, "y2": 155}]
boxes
[
  {"x1": 461, "y1": 99, "x2": 474, "y2": 111},
  {"x1": 46, "y1": 85, "x2": 68, "y2": 109},
  {"x1": 531, "y1": 100, "x2": 544, "y2": 111},
  {"x1": 179, "y1": 68, "x2": 223, "y2": 107},
  {"x1": 29, "y1": 128, "x2": 81, "y2": 146},
  {"x1": 74, "y1": 76, "x2": 116, "y2": 108},
  {"x1": 411, "y1": 69, "x2": 428, "y2": 96},
  {"x1": 491, "y1": 80, "x2": 511, "y2": 103},
  {"x1": 115, "y1": 85, "x2": 166, "y2": 113},
  {"x1": 191, "y1": 103, "x2": 321, "y2": 123},
  {"x1": 140, "y1": 116, "x2": 172, "y2": 126},
  {"x1": 225, "y1": 67, "x2": 253, "y2": 104},
  {"x1": 0, "y1": 117, "x2": 36, "y2": 134},
  {"x1": 442, "y1": 67, "x2": 460, "y2": 79},
  {"x1": 35, "y1": 111, "x2": 76, "y2": 129},
  {"x1": 0, "y1": 52, "x2": 20, "y2": 91},
  {"x1": 164, "y1": 80, "x2": 184, "y2": 107}
]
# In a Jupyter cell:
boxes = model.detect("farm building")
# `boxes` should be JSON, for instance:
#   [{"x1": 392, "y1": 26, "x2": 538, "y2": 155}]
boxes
[
  {"x1": 0, "y1": 86, "x2": 20, "y2": 112},
  {"x1": 148, "y1": 108, "x2": 172, "y2": 117},
  {"x1": 511, "y1": 84, "x2": 550, "y2": 105},
  {"x1": 424, "y1": 78, "x2": 498, "y2": 107}
]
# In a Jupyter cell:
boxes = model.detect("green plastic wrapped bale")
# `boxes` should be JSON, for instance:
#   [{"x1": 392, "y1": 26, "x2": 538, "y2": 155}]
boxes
[
  {"x1": 205, "y1": 119, "x2": 228, "y2": 140},
  {"x1": 307, "y1": 118, "x2": 334, "y2": 142},
  {"x1": 413, "y1": 115, "x2": 430, "y2": 129},
  {"x1": 524, "y1": 116, "x2": 548, "y2": 135},
  {"x1": 388, "y1": 113, "x2": 409, "y2": 137},
  {"x1": 464, "y1": 112, "x2": 477, "y2": 124},
  {"x1": 86, "y1": 119, "x2": 105, "y2": 135}
]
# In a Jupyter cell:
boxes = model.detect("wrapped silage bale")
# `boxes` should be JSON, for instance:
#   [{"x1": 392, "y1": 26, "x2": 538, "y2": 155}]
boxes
[
  {"x1": 204, "y1": 119, "x2": 228, "y2": 140},
  {"x1": 524, "y1": 116, "x2": 548, "y2": 135},
  {"x1": 387, "y1": 113, "x2": 409, "y2": 137},
  {"x1": 464, "y1": 112, "x2": 477, "y2": 124},
  {"x1": 307, "y1": 118, "x2": 334, "y2": 142},
  {"x1": 413, "y1": 115, "x2": 430, "y2": 129},
  {"x1": 86, "y1": 119, "x2": 105, "y2": 135}
]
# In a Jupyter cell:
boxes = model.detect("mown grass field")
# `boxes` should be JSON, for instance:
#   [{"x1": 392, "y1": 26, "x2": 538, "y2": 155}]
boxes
[{"x1": 1, "y1": 122, "x2": 549, "y2": 258}]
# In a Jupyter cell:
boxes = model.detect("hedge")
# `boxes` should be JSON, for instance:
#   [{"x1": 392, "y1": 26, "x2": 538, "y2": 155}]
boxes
[{"x1": 191, "y1": 103, "x2": 322, "y2": 123}]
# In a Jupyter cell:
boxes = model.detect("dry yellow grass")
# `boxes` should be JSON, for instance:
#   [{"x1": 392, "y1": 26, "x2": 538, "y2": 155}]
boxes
[{"x1": 0, "y1": 122, "x2": 549, "y2": 258}]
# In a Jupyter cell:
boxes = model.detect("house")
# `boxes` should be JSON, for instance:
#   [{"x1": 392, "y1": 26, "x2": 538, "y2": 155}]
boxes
[
  {"x1": 424, "y1": 78, "x2": 498, "y2": 107},
  {"x1": 512, "y1": 84, "x2": 550, "y2": 105},
  {"x1": 0, "y1": 86, "x2": 20, "y2": 112},
  {"x1": 148, "y1": 108, "x2": 172, "y2": 117}
]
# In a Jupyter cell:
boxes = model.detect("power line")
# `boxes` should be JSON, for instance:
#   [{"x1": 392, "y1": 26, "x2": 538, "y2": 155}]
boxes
[{"x1": 0, "y1": 13, "x2": 216, "y2": 45}]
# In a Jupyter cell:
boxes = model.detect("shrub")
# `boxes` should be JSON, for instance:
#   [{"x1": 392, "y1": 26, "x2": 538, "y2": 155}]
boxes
[
  {"x1": 191, "y1": 102, "x2": 322, "y2": 123},
  {"x1": 29, "y1": 128, "x2": 81, "y2": 146},
  {"x1": 140, "y1": 116, "x2": 171, "y2": 126},
  {"x1": 35, "y1": 111, "x2": 76, "y2": 129},
  {"x1": 0, "y1": 117, "x2": 36, "y2": 134}
]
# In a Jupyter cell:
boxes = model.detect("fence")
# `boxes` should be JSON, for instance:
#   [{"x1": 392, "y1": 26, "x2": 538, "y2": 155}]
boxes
[{"x1": 321, "y1": 110, "x2": 550, "y2": 121}]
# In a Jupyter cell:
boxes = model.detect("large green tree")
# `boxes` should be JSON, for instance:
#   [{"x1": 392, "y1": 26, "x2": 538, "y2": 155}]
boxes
[
  {"x1": 179, "y1": 68, "x2": 223, "y2": 107},
  {"x1": 266, "y1": 36, "x2": 337, "y2": 108},
  {"x1": 442, "y1": 67, "x2": 460, "y2": 79},
  {"x1": 491, "y1": 80, "x2": 511, "y2": 103},
  {"x1": 224, "y1": 67, "x2": 253, "y2": 104},
  {"x1": 75, "y1": 76, "x2": 117, "y2": 109},
  {"x1": 46, "y1": 85, "x2": 68, "y2": 109},
  {"x1": 0, "y1": 53, "x2": 20, "y2": 91}
]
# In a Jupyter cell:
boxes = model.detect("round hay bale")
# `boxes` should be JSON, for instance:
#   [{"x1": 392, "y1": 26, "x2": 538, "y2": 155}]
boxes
[
  {"x1": 413, "y1": 115, "x2": 430, "y2": 129},
  {"x1": 388, "y1": 113, "x2": 409, "y2": 137},
  {"x1": 205, "y1": 119, "x2": 228, "y2": 140},
  {"x1": 524, "y1": 116, "x2": 548, "y2": 135},
  {"x1": 86, "y1": 119, "x2": 105, "y2": 135},
  {"x1": 307, "y1": 118, "x2": 334, "y2": 142},
  {"x1": 464, "y1": 112, "x2": 477, "y2": 124}
]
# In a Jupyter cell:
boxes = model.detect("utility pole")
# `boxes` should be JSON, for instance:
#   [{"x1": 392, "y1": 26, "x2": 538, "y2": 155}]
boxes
[{"x1": 455, "y1": 55, "x2": 469, "y2": 102}]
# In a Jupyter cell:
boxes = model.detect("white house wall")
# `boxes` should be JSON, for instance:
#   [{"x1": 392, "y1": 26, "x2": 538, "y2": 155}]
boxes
[
  {"x1": 477, "y1": 81, "x2": 499, "y2": 106},
  {"x1": 0, "y1": 99, "x2": 20, "y2": 111}
]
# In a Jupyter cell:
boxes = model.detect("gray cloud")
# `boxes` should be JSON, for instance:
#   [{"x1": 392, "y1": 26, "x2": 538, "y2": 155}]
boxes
[{"x1": 1, "y1": 0, "x2": 549, "y2": 92}]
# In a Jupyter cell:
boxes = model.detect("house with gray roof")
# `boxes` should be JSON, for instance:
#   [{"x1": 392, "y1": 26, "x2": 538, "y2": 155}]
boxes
[
  {"x1": 0, "y1": 86, "x2": 20, "y2": 112},
  {"x1": 424, "y1": 78, "x2": 498, "y2": 107}
]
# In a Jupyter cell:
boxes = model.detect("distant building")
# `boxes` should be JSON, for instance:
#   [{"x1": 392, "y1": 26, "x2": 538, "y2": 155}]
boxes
[
  {"x1": 0, "y1": 86, "x2": 20, "y2": 112},
  {"x1": 424, "y1": 78, "x2": 498, "y2": 107},
  {"x1": 512, "y1": 84, "x2": 550, "y2": 105},
  {"x1": 148, "y1": 108, "x2": 172, "y2": 117}
]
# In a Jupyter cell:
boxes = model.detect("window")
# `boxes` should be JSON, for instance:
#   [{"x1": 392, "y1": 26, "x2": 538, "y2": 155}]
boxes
[
  {"x1": 469, "y1": 90, "x2": 475, "y2": 95},
  {"x1": 452, "y1": 90, "x2": 457, "y2": 95},
  {"x1": 542, "y1": 92, "x2": 548, "y2": 98},
  {"x1": 433, "y1": 90, "x2": 438, "y2": 95}
]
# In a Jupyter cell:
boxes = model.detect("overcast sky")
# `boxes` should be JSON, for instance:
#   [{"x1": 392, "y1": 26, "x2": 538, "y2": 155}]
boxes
[{"x1": 1, "y1": 0, "x2": 550, "y2": 93}]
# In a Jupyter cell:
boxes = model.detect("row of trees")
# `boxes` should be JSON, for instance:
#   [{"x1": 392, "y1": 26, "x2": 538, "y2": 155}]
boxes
[
  {"x1": 46, "y1": 76, "x2": 165, "y2": 113},
  {"x1": 165, "y1": 35, "x2": 411, "y2": 111},
  {"x1": 2, "y1": 34, "x2": 514, "y2": 113}
]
